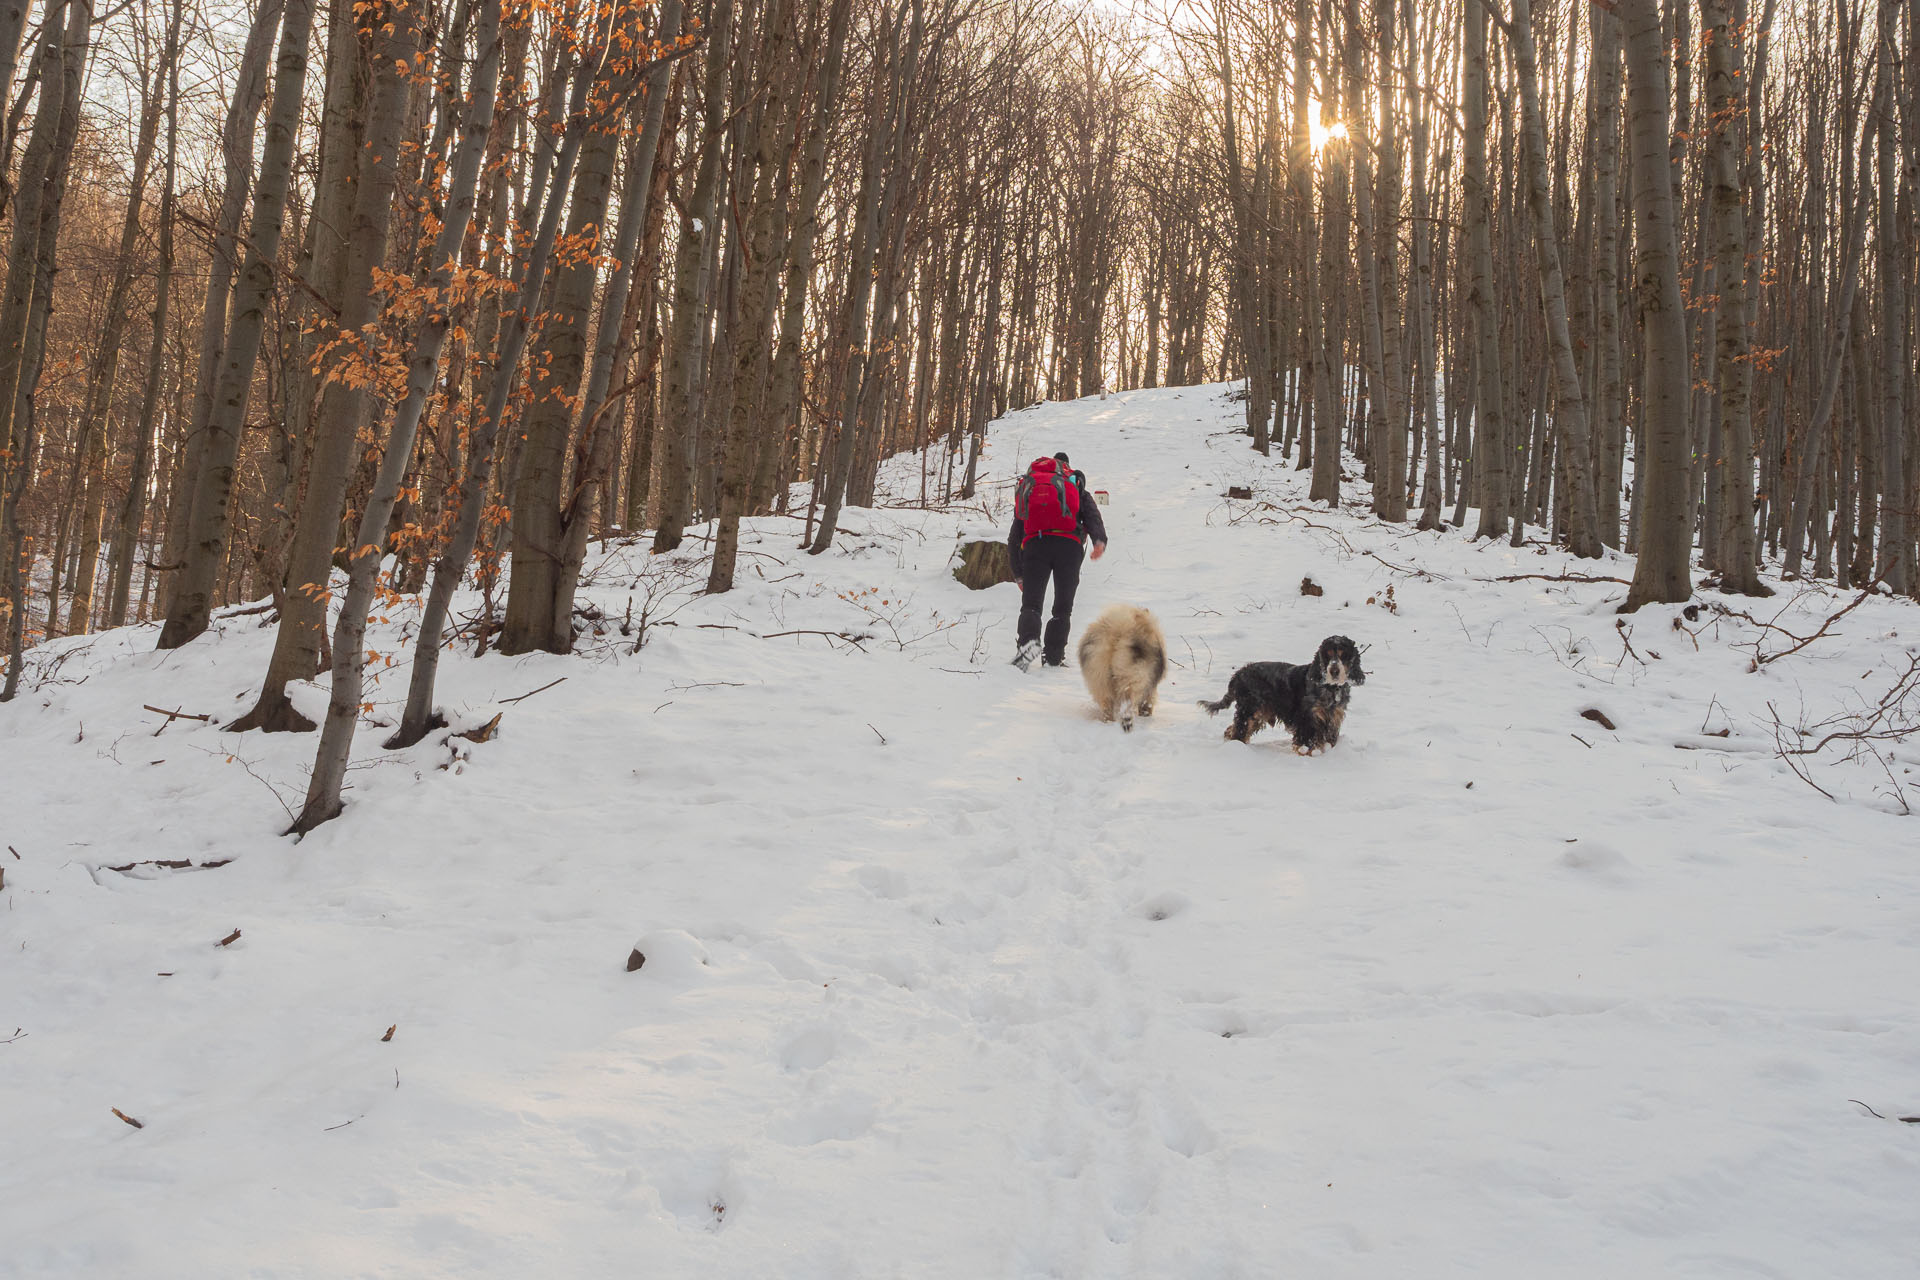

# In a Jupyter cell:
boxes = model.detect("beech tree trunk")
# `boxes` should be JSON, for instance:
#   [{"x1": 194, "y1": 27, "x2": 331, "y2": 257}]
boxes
[
  {"x1": 709, "y1": 0, "x2": 799, "y2": 593},
  {"x1": 1873, "y1": 20, "x2": 1911, "y2": 595},
  {"x1": 1620, "y1": 0, "x2": 1698, "y2": 610},
  {"x1": 1, "y1": 0, "x2": 93, "y2": 698},
  {"x1": 497, "y1": 31, "x2": 634, "y2": 654},
  {"x1": 395, "y1": 48, "x2": 611, "y2": 746},
  {"x1": 236, "y1": 0, "x2": 415, "y2": 728},
  {"x1": 1703, "y1": 0, "x2": 1769, "y2": 595},
  {"x1": 296, "y1": 0, "x2": 494, "y2": 823},
  {"x1": 106, "y1": 1, "x2": 186, "y2": 629},
  {"x1": 1505, "y1": 0, "x2": 1602, "y2": 557},
  {"x1": 651, "y1": 0, "x2": 735, "y2": 553},
  {"x1": 155, "y1": 0, "x2": 313, "y2": 649},
  {"x1": 1464, "y1": 0, "x2": 1507, "y2": 539},
  {"x1": 763, "y1": 0, "x2": 853, "y2": 511},
  {"x1": 808, "y1": 1, "x2": 905, "y2": 553},
  {"x1": 547, "y1": 1, "x2": 687, "y2": 625},
  {"x1": 64, "y1": 48, "x2": 167, "y2": 635}
]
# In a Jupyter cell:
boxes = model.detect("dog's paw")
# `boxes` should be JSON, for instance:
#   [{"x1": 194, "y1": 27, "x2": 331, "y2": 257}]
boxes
[{"x1": 1120, "y1": 715, "x2": 1134, "y2": 733}]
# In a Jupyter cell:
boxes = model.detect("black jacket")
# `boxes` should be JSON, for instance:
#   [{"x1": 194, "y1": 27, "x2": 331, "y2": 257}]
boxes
[{"x1": 1007, "y1": 470, "x2": 1107, "y2": 577}]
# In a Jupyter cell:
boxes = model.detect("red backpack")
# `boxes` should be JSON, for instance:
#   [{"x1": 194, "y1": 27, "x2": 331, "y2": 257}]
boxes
[{"x1": 1014, "y1": 457, "x2": 1081, "y2": 543}]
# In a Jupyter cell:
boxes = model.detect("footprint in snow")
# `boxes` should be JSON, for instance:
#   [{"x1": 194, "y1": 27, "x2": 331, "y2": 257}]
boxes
[
  {"x1": 1191, "y1": 1006, "x2": 1252, "y2": 1040},
  {"x1": 652, "y1": 1157, "x2": 739, "y2": 1232},
  {"x1": 771, "y1": 1094, "x2": 878, "y2": 1146},
  {"x1": 779, "y1": 1026, "x2": 837, "y2": 1073},
  {"x1": 1136, "y1": 890, "x2": 1190, "y2": 923},
  {"x1": 1557, "y1": 840, "x2": 1632, "y2": 881},
  {"x1": 1150, "y1": 1095, "x2": 1218, "y2": 1158},
  {"x1": 853, "y1": 864, "x2": 908, "y2": 900}
]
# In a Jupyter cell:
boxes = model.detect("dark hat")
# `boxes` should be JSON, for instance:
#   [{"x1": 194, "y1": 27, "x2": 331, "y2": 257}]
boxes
[{"x1": 1053, "y1": 451, "x2": 1070, "y2": 465}]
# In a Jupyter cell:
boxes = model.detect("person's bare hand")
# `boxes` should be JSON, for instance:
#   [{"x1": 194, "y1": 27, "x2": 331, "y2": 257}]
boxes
[{"x1": 1089, "y1": 541, "x2": 1107, "y2": 561}]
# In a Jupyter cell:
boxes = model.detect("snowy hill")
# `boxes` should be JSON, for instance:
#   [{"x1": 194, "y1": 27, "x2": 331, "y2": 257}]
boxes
[{"x1": 4, "y1": 385, "x2": 1918, "y2": 1278}]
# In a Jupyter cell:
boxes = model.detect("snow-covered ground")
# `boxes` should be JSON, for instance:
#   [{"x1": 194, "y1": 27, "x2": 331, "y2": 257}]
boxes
[{"x1": 4, "y1": 385, "x2": 1917, "y2": 1279}]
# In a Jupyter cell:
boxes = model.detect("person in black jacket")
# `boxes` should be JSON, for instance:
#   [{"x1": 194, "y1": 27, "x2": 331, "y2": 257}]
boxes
[{"x1": 1008, "y1": 451, "x2": 1107, "y2": 670}]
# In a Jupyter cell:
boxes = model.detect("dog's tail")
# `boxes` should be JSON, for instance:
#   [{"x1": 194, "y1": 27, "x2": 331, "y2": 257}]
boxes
[{"x1": 1197, "y1": 672, "x2": 1241, "y2": 715}]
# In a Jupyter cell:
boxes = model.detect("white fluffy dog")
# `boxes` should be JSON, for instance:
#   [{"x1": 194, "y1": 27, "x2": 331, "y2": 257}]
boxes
[{"x1": 1076, "y1": 604, "x2": 1168, "y2": 732}]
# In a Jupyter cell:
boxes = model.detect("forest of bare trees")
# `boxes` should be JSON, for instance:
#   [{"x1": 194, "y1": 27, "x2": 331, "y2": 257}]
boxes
[
  {"x1": 1188, "y1": 0, "x2": 1916, "y2": 615},
  {"x1": 0, "y1": 0, "x2": 1914, "y2": 828}
]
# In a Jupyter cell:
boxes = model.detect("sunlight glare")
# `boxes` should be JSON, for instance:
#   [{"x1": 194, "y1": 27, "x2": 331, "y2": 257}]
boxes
[
  {"x1": 1304, "y1": 97, "x2": 1347, "y2": 150},
  {"x1": 1309, "y1": 115, "x2": 1348, "y2": 151}
]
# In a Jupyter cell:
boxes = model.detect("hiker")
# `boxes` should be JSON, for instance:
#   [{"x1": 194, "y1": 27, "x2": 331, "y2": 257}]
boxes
[{"x1": 1008, "y1": 451, "x2": 1107, "y2": 670}]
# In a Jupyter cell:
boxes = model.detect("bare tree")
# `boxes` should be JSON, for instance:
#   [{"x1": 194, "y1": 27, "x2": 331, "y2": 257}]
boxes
[
  {"x1": 154, "y1": 0, "x2": 314, "y2": 649},
  {"x1": 1619, "y1": 0, "x2": 1697, "y2": 609},
  {"x1": 1, "y1": 0, "x2": 96, "y2": 699}
]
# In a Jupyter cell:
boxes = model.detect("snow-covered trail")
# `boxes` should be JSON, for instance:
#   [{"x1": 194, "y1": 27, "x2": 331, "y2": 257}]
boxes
[{"x1": 4, "y1": 387, "x2": 1919, "y2": 1278}]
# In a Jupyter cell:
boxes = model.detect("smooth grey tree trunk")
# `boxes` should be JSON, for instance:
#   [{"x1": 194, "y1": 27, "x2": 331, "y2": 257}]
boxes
[
  {"x1": 1873, "y1": 22, "x2": 1910, "y2": 594},
  {"x1": 651, "y1": 0, "x2": 736, "y2": 554},
  {"x1": 497, "y1": 73, "x2": 629, "y2": 653},
  {"x1": 545, "y1": 1, "x2": 688, "y2": 628},
  {"x1": 1703, "y1": 0, "x2": 1769, "y2": 595},
  {"x1": 1406, "y1": 0, "x2": 1443, "y2": 530},
  {"x1": 1, "y1": 0, "x2": 92, "y2": 698},
  {"x1": 155, "y1": 0, "x2": 313, "y2": 648},
  {"x1": 151, "y1": 0, "x2": 282, "y2": 619},
  {"x1": 295, "y1": 0, "x2": 496, "y2": 825},
  {"x1": 1505, "y1": 0, "x2": 1602, "y2": 557},
  {"x1": 1464, "y1": 0, "x2": 1507, "y2": 539},
  {"x1": 709, "y1": 0, "x2": 798, "y2": 593},
  {"x1": 807, "y1": 2, "x2": 903, "y2": 553},
  {"x1": 1620, "y1": 0, "x2": 1701, "y2": 610},
  {"x1": 0, "y1": 0, "x2": 32, "y2": 180},
  {"x1": 1781, "y1": 82, "x2": 1877, "y2": 580},
  {"x1": 1589, "y1": 6, "x2": 1625, "y2": 544},
  {"x1": 504, "y1": 0, "x2": 685, "y2": 650},
  {"x1": 763, "y1": 0, "x2": 853, "y2": 507},
  {"x1": 64, "y1": 47, "x2": 170, "y2": 635},
  {"x1": 237, "y1": 0, "x2": 414, "y2": 728},
  {"x1": 107, "y1": 1, "x2": 186, "y2": 629},
  {"x1": 394, "y1": 51, "x2": 609, "y2": 747}
]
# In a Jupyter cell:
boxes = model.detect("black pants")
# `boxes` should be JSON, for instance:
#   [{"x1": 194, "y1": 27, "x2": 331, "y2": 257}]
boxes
[{"x1": 1017, "y1": 536, "x2": 1084, "y2": 663}]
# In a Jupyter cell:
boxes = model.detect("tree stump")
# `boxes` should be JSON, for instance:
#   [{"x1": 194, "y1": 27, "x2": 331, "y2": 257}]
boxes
[{"x1": 953, "y1": 539, "x2": 1015, "y2": 590}]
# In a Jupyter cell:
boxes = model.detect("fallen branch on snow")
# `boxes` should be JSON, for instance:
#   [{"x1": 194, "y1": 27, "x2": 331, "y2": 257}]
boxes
[
  {"x1": 1490, "y1": 572, "x2": 1630, "y2": 585},
  {"x1": 499, "y1": 677, "x2": 566, "y2": 705},
  {"x1": 106, "y1": 857, "x2": 232, "y2": 874},
  {"x1": 143, "y1": 705, "x2": 212, "y2": 735},
  {"x1": 1766, "y1": 654, "x2": 1920, "y2": 813}
]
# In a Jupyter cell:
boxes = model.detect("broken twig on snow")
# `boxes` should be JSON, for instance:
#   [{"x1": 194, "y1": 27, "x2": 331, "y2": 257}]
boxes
[{"x1": 499, "y1": 677, "x2": 567, "y2": 705}]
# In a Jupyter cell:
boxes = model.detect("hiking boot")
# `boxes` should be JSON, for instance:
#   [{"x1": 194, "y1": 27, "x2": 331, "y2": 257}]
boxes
[
  {"x1": 1012, "y1": 640, "x2": 1041, "y2": 672},
  {"x1": 1042, "y1": 654, "x2": 1067, "y2": 668}
]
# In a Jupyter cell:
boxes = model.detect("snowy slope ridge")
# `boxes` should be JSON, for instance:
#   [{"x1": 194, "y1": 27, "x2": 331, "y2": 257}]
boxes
[{"x1": 4, "y1": 385, "x2": 1918, "y2": 1279}]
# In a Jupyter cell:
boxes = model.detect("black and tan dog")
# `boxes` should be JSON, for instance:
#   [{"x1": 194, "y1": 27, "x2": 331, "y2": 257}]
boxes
[{"x1": 1198, "y1": 635, "x2": 1366, "y2": 753}]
